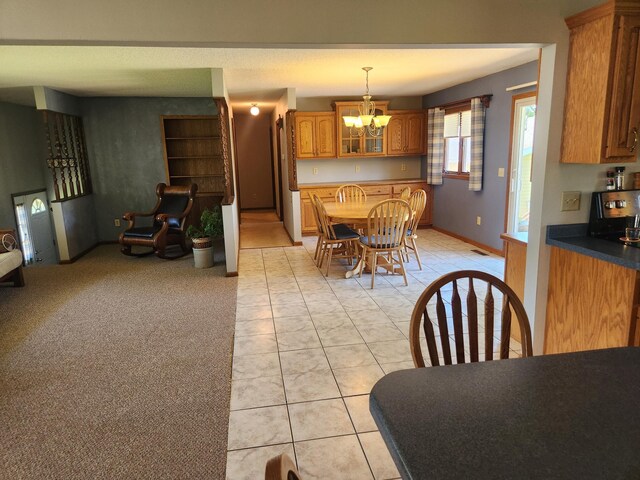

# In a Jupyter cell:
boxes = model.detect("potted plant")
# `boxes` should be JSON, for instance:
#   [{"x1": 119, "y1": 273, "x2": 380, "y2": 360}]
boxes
[{"x1": 186, "y1": 206, "x2": 223, "y2": 268}]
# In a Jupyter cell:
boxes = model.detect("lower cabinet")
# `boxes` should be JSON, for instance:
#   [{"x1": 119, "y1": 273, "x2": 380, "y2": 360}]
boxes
[{"x1": 300, "y1": 180, "x2": 433, "y2": 235}]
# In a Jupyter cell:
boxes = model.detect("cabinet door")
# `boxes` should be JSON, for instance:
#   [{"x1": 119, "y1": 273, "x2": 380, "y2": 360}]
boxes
[
  {"x1": 386, "y1": 116, "x2": 406, "y2": 155},
  {"x1": 301, "y1": 195, "x2": 318, "y2": 234},
  {"x1": 337, "y1": 105, "x2": 363, "y2": 157},
  {"x1": 405, "y1": 113, "x2": 426, "y2": 154},
  {"x1": 295, "y1": 116, "x2": 316, "y2": 158},
  {"x1": 420, "y1": 185, "x2": 433, "y2": 225},
  {"x1": 606, "y1": 15, "x2": 640, "y2": 158},
  {"x1": 316, "y1": 114, "x2": 336, "y2": 157}
]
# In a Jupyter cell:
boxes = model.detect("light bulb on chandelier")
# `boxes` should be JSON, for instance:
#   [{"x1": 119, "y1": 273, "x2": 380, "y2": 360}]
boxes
[
  {"x1": 250, "y1": 104, "x2": 260, "y2": 116},
  {"x1": 343, "y1": 67, "x2": 391, "y2": 137}
]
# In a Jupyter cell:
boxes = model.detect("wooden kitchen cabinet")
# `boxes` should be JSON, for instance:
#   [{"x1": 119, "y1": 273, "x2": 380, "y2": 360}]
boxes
[
  {"x1": 300, "y1": 180, "x2": 433, "y2": 235},
  {"x1": 335, "y1": 101, "x2": 389, "y2": 157},
  {"x1": 387, "y1": 111, "x2": 426, "y2": 156},
  {"x1": 561, "y1": 0, "x2": 640, "y2": 164},
  {"x1": 545, "y1": 246, "x2": 640, "y2": 353},
  {"x1": 500, "y1": 233, "x2": 528, "y2": 343},
  {"x1": 294, "y1": 112, "x2": 336, "y2": 159}
]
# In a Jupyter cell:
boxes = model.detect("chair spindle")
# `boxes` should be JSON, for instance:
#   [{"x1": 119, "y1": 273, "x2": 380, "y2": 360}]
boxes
[
  {"x1": 484, "y1": 285, "x2": 494, "y2": 361},
  {"x1": 450, "y1": 280, "x2": 465, "y2": 364},
  {"x1": 467, "y1": 278, "x2": 479, "y2": 362},
  {"x1": 500, "y1": 297, "x2": 512, "y2": 359}
]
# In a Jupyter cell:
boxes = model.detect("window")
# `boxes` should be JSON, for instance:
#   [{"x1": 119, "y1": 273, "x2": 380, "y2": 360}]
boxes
[
  {"x1": 31, "y1": 198, "x2": 46, "y2": 214},
  {"x1": 443, "y1": 107, "x2": 471, "y2": 177}
]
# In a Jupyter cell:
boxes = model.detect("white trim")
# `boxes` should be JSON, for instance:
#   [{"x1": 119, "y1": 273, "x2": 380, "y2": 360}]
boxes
[{"x1": 505, "y1": 81, "x2": 537, "y2": 92}]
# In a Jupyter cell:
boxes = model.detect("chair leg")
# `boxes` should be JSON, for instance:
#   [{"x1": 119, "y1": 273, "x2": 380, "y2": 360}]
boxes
[
  {"x1": 370, "y1": 252, "x2": 377, "y2": 289},
  {"x1": 397, "y1": 248, "x2": 409, "y2": 286},
  {"x1": 411, "y1": 237, "x2": 422, "y2": 270},
  {"x1": 121, "y1": 244, "x2": 132, "y2": 256},
  {"x1": 359, "y1": 246, "x2": 367, "y2": 278},
  {"x1": 325, "y1": 244, "x2": 334, "y2": 276}
]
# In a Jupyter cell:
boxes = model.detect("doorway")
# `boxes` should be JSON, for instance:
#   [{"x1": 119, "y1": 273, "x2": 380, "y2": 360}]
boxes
[
  {"x1": 506, "y1": 92, "x2": 537, "y2": 234},
  {"x1": 12, "y1": 190, "x2": 57, "y2": 265}
]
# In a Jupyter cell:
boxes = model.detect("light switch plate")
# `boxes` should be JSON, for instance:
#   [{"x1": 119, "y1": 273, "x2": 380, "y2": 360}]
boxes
[
  {"x1": 313, "y1": 167, "x2": 318, "y2": 175},
  {"x1": 498, "y1": 167, "x2": 505, "y2": 177},
  {"x1": 561, "y1": 191, "x2": 581, "y2": 211}
]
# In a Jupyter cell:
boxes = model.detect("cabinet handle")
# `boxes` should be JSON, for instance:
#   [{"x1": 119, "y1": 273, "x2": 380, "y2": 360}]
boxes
[{"x1": 630, "y1": 127, "x2": 638, "y2": 153}]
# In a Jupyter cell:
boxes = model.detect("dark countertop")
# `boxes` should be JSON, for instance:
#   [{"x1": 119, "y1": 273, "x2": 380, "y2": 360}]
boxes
[
  {"x1": 547, "y1": 223, "x2": 640, "y2": 270},
  {"x1": 370, "y1": 347, "x2": 640, "y2": 480}
]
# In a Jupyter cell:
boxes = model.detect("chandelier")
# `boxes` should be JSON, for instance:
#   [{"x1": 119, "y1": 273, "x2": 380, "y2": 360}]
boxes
[{"x1": 343, "y1": 67, "x2": 392, "y2": 138}]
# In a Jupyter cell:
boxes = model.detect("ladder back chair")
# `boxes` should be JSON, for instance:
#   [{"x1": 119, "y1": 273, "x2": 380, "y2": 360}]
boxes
[
  {"x1": 312, "y1": 194, "x2": 360, "y2": 276},
  {"x1": 400, "y1": 187, "x2": 411, "y2": 200},
  {"x1": 335, "y1": 184, "x2": 367, "y2": 203},
  {"x1": 359, "y1": 199, "x2": 412, "y2": 289},
  {"x1": 308, "y1": 193, "x2": 325, "y2": 266},
  {"x1": 265, "y1": 453, "x2": 302, "y2": 480},
  {"x1": 405, "y1": 189, "x2": 427, "y2": 270},
  {"x1": 409, "y1": 270, "x2": 533, "y2": 367}
]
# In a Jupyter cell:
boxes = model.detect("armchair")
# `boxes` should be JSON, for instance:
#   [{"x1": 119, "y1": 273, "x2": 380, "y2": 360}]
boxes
[{"x1": 119, "y1": 183, "x2": 197, "y2": 259}]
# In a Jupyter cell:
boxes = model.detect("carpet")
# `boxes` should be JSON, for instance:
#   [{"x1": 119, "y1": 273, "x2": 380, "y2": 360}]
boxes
[{"x1": 0, "y1": 245, "x2": 237, "y2": 479}]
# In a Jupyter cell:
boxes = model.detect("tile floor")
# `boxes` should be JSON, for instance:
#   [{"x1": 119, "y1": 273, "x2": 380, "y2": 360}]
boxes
[{"x1": 226, "y1": 229, "x2": 519, "y2": 479}]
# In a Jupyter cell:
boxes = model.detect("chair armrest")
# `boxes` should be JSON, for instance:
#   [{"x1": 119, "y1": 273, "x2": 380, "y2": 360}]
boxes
[{"x1": 122, "y1": 211, "x2": 155, "y2": 221}]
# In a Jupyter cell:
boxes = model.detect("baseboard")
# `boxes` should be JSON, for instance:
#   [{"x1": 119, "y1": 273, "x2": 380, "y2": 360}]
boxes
[
  {"x1": 226, "y1": 271, "x2": 239, "y2": 277},
  {"x1": 283, "y1": 224, "x2": 301, "y2": 246},
  {"x1": 431, "y1": 226, "x2": 504, "y2": 257}
]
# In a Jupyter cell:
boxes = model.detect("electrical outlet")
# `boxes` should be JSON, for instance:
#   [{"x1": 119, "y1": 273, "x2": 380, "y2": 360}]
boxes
[
  {"x1": 313, "y1": 167, "x2": 318, "y2": 175},
  {"x1": 355, "y1": 165, "x2": 360, "y2": 173},
  {"x1": 114, "y1": 218, "x2": 121, "y2": 227},
  {"x1": 476, "y1": 216, "x2": 482, "y2": 226},
  {"x1": 401, "y1": 163, "x2": 407, "y2": 171},
  {"x1": 561, "y1": 191, "x2": 581, "y2": 211},
  {"x1": 498, "y1": 167, "x2": 505, "y2": 177}
]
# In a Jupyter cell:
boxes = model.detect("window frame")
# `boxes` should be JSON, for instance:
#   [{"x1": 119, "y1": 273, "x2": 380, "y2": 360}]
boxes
[{"x1": 443, "y1": 103, "x2": 471, "y2": 180}]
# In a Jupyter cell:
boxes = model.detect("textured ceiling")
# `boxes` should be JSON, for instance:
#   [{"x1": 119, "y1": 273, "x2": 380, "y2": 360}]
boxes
[{"x1": 0, "y1": 46, "x2": 539, "y2": 112}]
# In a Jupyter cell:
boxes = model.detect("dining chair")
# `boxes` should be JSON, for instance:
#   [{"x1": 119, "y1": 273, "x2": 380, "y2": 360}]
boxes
[
  {"x1": 335, "y1": 184, "x2": 367, "y2": 203},
  {"x1": 400, "y1": 187, "x2": 411, "y2": 200},
  {"x1": 409, "y1": 270, "x2": 533, "y2": 367},
  {"x1": 404, "y1": 189, "x2": 427, "y2": 269},
  {"x1": 308, "y1": 193, "x2": 325, "y2": 266},
  {"x1": 359, "y1": 199, "x2": 411, "y2": 288},
  {"x1": 312, "y1": 194, "x2": 360, "y2": 276},
  {"x1": 265, "y1": 453, "x2": 302, "y2": 480}
]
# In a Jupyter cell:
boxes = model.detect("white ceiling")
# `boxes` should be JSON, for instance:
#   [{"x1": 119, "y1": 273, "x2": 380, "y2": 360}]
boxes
[{"x1": 0, "y1": 46, "x2": 539, "y2": 112}]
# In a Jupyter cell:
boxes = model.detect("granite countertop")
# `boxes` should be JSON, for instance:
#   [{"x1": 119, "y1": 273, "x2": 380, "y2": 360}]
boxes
[{"x1": 547, "y1": 223, "x2": 640, "y2": 270}]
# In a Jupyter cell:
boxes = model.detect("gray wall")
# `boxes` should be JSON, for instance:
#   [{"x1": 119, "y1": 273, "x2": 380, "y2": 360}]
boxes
[
  {"x1": 61, "y1": 194, "x2": 98, "y2": 258},
  {"x1": 82, "y1": 97, "x2": 218, "y2": 241},
  {"x1": 0, "y1": 102, "x2": 47, "y2": 232},
  {"x1": 423, "y1": 61, "x2": 538, "y2": 251},
  {"x1": 235, "y1": 113, "x2": 274, "y2": 209}
]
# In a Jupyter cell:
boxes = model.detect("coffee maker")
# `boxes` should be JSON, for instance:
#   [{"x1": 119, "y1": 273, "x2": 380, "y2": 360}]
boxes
[{"x1": 588, "y1": 189, "x2": 640, "y2": 245}]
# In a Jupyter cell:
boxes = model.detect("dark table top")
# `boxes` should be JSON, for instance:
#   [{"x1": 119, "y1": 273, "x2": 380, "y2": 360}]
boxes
[{"x1": 370, "y1": 347, "x2": 640, "y2": 480}]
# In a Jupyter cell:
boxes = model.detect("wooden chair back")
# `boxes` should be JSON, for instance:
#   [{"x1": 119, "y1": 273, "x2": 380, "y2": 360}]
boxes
[
  {"x1": 265, "y1": 453, "x2": 302, "y2": 480},
  {"x1": 407, "y1": 189, "x2": 427, "y2": 233},
  {"x1": 409, "y1": 270, "x2": 533, "y2": 367},
  {"x1": 400, "y1": 187, "x2": 411, "y2": 200},
  {"x1": 311, "y1": 194, "x2": 335, "y2": 239},
  {"x1": 309, "y1": 193, "x2": 323, "y2": 234},
  {"x1": 364, "y1": 199, "x2": 411, "y2": 249},
  {"x1": 335, "y1": 184, "x2": 367, "y2": 203}
]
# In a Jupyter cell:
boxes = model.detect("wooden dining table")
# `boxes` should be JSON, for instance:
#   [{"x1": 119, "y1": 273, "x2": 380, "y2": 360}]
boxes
[
  {"x1": 369, "y1": 347, "x2": 640, "y2": 479},
  {"x1": 324, "y1": 198, "x2": 404, "y2": 278}
]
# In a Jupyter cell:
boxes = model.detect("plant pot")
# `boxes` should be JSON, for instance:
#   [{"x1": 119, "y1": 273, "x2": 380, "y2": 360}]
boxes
[{"x1": 192, "y1": 237, "x2": 214, "y2": 268}]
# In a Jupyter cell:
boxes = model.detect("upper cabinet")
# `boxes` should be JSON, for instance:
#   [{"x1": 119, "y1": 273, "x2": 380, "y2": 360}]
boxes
[
  {"x1": 294, "y1": 112, "x2": 336, "y2": 159},
  {"x1": 386, "y1": 111, "x2": 426, "y2": 156},
  {"x1": 561, "y1": 0, "x2": 640, "y2": 164},
  {"x1": 335, "y1": 101, "x2": 389, "y2": 157}
]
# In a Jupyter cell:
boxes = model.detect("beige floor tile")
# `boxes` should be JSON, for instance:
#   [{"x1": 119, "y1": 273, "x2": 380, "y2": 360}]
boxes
[
  {"x1": 325, "y1": 344, "x2": 377, "y2": 369},
  {"x1": 379, "y1": 361, "x2": 415, "y2": 374},
  {"x1": 310, "y1": 311, "x2": 353, "y2": 330},
  {"x1": 367, "y1": 340, "x2": 413, "y2": 364},
  {"x1": 305, "y1": 300, "x2": 346, "y2": 316},
  {"x1": 232, "y1": 352, "x2": 281, "y2": 380},
  {"x1": 359, "y1": 431, "x2": 401, "y2": 480},
  {"x1": 340, "y1": 296, "x2": 381, "y2": 311},
  {"x1": 270, "y1": 291, "x2": 305, "y2": 305},
  {"x1": 295, "y1": 435, "x2": 373, "y2": 480},
  {"x1": 347, "y1": 308, "x2": 390, "y2": 326},
  {"x1": 237, "y1": 293, "x2": 271, "y2": 306},
  {"x1": 344, "y1": 395, "x2": 378, "y2": 433},
  {"x1": 282, "y1": 370, "x2": 341, "y2": 403},
  {"x1": 301, "y1": 291, "x2": 339, "y2": 303},
  {"x1": 277, "y1": 329, "x2": 322, "y2": 351},
  {"x1": 234, "y1": 318, "x2": 275, "y2": 337},
  {"x1": 234, "y1": 333, "x2": 278, "y2": 356},
  {"x1": 317, "y1": 325, "x2": 365, "y2": 347},
  {"x1": 272, "y1": 303, "x2": 310, "y2": 318},
  {"x1": 356, "y1": 324, "x2": 405, "y2": 343},
  {"x1": 227, "y1": 405, "x2": 291, "y2": 450},
  {"x1": 288, "y1": 398, "x2": 354, "y2": 441},
  {"x1": 279, "y1": 348, "x2": 330, "y2": 375},
  {"x1": 332, "y1": 365, "x2": 385, "y2": 396},
  {"x1": 231, "y1": 375, "x2": 285, "y2": 410},
  {"x1": 235, "y1": 304, "x2": 273, "y2": 321},
  {"x1": 226, "y1": 443, "x2": 295, "y2": 480},
  {"x1": 274, "y1": 315, "x2": 315, "y2": 334}
]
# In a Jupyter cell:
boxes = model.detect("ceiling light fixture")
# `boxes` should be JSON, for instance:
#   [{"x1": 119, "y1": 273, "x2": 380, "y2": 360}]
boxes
[
  {"x1": 343, "y1": 67, "x2": 392, "y2": 138},
  {"x1": 250, "y1": 104, "x2": 260, "y2": 116}
]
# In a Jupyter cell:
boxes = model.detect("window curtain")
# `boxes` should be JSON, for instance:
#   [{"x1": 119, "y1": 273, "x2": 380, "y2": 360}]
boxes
[
  {"x1": 426, "y1": 107, "x2": 445, "y2": 185},
  {"x1": 469, "y1": 97, "x2": 486, "y2": 191}
]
